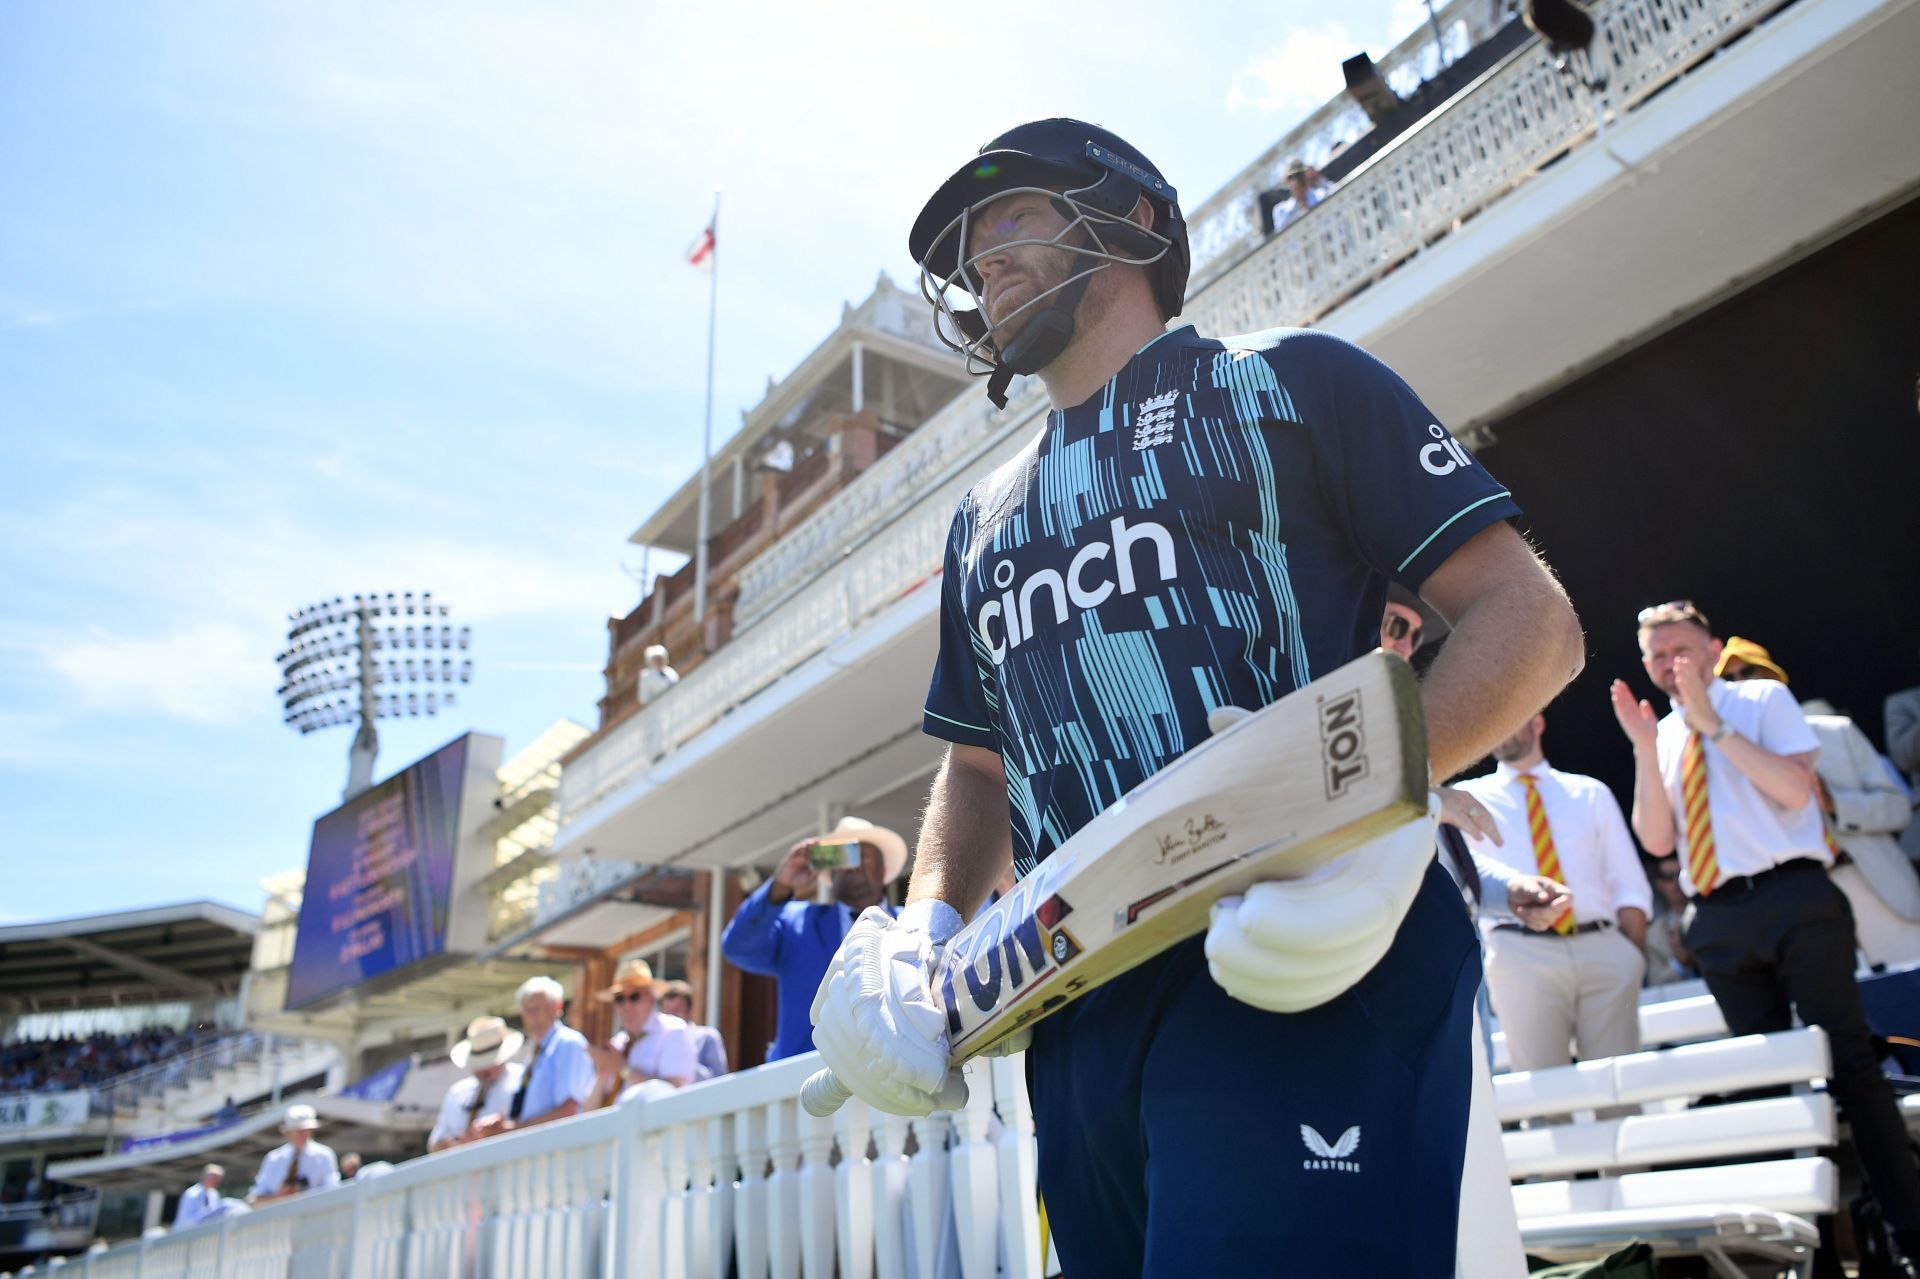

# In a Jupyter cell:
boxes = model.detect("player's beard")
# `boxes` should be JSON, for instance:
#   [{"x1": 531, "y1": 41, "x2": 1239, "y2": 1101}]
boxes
[{"x1": 981, "y1": 244, "x2": 1081, "y2": 346}]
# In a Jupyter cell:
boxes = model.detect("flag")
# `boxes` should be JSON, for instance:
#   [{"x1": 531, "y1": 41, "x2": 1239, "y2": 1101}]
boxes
[{"x1": 687, "y1": 221, "x2": 715, "y2": 271}]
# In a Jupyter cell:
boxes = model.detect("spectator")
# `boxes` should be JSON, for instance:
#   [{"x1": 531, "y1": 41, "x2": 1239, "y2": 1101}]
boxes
[
  {"x1": 214, "y1": 1095, "x2": 240, "y2": 1125},
  {"x1": 1455, "y1": 712, "x2": 1650, "y2": 1070},
  {"x1": 1886, "y1": 665, "x2": 1920, "y2": 860},
  {"x1": 247, "y1": 1105, "x2": 339, "y2": 1204},
  {"x1": 337, "y1": 1153, "x2": 362, "y2": 1181},
  {"x1": 638, "y1": 644, "x2": 680, "y2": 705},
  {"x1": 722, "y1": 817, "x2": 908, "y2": 1061},
  {"x1": 1717, "y1": 637, "x2": 1920, "y2": 967},
  {"x1": 472, "y1": 976, "x2": 596, "y2": 1137},
  {"x1": 1642, "y1": 853, "x2": 1699, "y2": 986},
  {"x1": 591, "y1": 960, "x2": 696, "y2": 1103},
  {"x1": 428, "y1": 1016, "x2": 525, "y2": 1153},
  {"x1": 0, "y1": 1024, "x2": 217, "y2": 1094},
  {"x1": 1276, "y1": 158, "x2": 1332, "y2": 229},
  {"x1": 173, "y1": 1165, "x2": 226, "y2": 1230},
  {"x1": 1379, "y1": 588, "x2": 1425, "y2": 661},
  {"x1": 1611, "y1": 600, "x2": 1920, "y2": 1263},
  {"x1": 656, "y1": 980, "x2": 729, "y2": 1081}
]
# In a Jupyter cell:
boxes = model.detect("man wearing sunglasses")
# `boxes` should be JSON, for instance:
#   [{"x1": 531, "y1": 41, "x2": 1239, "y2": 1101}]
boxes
[
  {"x1": 1380, "y1": 588, "x2": 1427, "y2": 662},
  {"x1": 592, "y1": 960, "x2": 696, "y2": 1100},
  {"x1": 1612, "y1": 602, "x2": 1920, "y2": 1265}
]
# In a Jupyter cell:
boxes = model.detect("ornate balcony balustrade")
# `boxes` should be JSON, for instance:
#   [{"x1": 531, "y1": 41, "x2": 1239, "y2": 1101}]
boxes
[{"x1": 559, "y1": 0, "x2": 1791, "y2": 835}]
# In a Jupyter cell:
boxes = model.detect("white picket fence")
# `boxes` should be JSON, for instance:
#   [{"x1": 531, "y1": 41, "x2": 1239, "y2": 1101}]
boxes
[{"x1": 45, "y1": 1052, "x2": 1040, "y2": 1279}]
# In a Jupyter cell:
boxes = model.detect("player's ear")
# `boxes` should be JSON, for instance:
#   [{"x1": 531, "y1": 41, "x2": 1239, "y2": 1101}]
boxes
[{"x1": 1129, "y1": 194, "x2": 1155, "y2": 232}]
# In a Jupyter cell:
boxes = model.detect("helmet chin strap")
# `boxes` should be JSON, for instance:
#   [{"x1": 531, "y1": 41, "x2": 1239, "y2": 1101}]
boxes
[{"x1": 983, "y1": 249, "x2": 1101, "y2": 409}]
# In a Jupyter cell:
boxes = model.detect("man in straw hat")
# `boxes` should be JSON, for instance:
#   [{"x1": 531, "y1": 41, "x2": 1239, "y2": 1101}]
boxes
[
  {"x1": 247, "y1": 1103, "x2": 339, "y2": 1203},
  {"x1": 591, "y1": 959, "x2": 697, "y2": 1101},
  {"x1": 723, "y1": 816, "x2": 908, "y2": 1061},
  {"x1": 428, "y1": 1015, "x2": 526, "y2": 1152}
]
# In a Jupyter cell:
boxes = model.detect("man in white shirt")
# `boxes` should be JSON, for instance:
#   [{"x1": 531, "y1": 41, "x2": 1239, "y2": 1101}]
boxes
[
  {"x1": 637, "y1": 644, "x2": 680, "y2": 705},
  {"x1": 247, "y1": 1104, "x2": 340, "y2": 1203},
  {"x1": 428, "y1": 1016, "x2": 526, "y2": 1152},
  {"x1": 1612, "y1": 600, "x2": 1920, "y2": 1262},
  {"x1": 1458, "y1": 712, "x2": 1649, "y2": 1070},
  {"x1": 173, "y1": 1164, "x2": 226, "y2": 1230},
  {"x1": 591, "y1": 960, "x2": 696, "y2": 1105}
]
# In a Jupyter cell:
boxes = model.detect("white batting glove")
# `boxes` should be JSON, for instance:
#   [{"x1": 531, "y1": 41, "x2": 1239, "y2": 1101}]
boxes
[
  {"x1": 810, "y1": 901, "x2": 970, "y2": 1116},
  {"x1": 1204, "y1": 814, "x2": 1435, "y2": 1012}
]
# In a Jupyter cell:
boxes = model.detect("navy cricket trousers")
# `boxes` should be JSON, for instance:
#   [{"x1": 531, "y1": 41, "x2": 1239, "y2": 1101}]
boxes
[{"x1": 1026, "y1": 860, "x2": 1483, "y2": 1277}]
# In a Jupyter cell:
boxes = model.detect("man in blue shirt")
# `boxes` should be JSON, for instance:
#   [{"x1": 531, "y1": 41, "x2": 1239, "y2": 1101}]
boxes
[
  {"x1": 472, "y1": 975, "x2": 596, "y2": 1135},
  {"x1": 722, "y1": 817, "x2": 907, "y2": 1061},
  {"x1": 810, "y1": 119, "x2": 1584, "y2": 1276}
]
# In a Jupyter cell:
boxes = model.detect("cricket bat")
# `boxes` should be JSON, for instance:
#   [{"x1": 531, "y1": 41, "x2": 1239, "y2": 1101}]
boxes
[{"x1": 800, "y1": 649, "x2": 1429, "y2": 1116}]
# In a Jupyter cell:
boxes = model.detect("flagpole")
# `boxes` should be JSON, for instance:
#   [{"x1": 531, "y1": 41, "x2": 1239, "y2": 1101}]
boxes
[{"x1": 693, "y1": 192, "x2": 719, "y2": 633}]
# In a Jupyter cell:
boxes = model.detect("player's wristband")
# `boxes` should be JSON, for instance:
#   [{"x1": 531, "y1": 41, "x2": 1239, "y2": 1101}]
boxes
[{"x1": 897, "y1": 898, "x2": 964, "y2": 943}]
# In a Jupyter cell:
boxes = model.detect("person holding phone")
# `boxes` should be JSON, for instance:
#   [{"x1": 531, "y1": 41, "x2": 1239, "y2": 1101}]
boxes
[{"x1": 721, "y1": 817, "x2": 908, "y2": 1061}]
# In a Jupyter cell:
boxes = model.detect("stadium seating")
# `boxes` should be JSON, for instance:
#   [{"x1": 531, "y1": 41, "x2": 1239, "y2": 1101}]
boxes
[{"x1": 1499, "y1": 1021, "x2": 1836, "y2": 1275}]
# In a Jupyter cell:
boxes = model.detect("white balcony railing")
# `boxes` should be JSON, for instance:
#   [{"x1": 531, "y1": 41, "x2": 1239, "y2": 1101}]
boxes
[
  {"x1": 558, "y1": 0, "x2": 1792, "y2": 835},
  {"x1": 58, "y1": 1051, "x2": 1040, "y2": 1279}
]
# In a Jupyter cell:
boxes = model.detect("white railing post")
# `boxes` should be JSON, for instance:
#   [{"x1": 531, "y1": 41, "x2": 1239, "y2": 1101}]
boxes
[
  {"x1": 765, "y1": 1100, "x2": 801, "y2": 1279},
  {"x1": 343, "y1": 1177, "x2": 372, "y2": 1279},
  {"x1": 732, "y1": 1105, "x2": 771, "y2": 1279},
  {"x1": 683, "y1": 1121, "x2": 714, "y2": 1276},
  {"x1": 213, "y1": 1212, "x2": 233, "y2": 1279},
  {"x1": 627, "y1": 1126, "x2": 670, "y2": 1278},
  {"x1": 949, "y1": 1067, "x2": 999, "y2": 1278},
  {"x1": 796, "y1": 1105, "x2": 837, "y2": 1278},
  {"x1": 906, "y1": 1111, "x2": 953, "y2": 1279},
  {"x1": 833, "y1": 1100, "x2": 875, "y2": 1279},
  {"x1": 701, "y1": 1115, "x2": 736, "y2": 1279},
  {"x1": 991, "y1": 1055, "x2": 1042, "y2": 1279},
  {"x1": 870, "y1": 1108, "x2": 912, "y2": 1279},
  {"x1": 657, "y1": 1120, "x2": 690, "y2": 1279}
]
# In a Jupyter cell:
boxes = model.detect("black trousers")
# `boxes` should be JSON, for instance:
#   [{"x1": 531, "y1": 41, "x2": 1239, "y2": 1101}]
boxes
[{"x1": 1686, "y1": 860, "x2": 1920, "y2": 1232}]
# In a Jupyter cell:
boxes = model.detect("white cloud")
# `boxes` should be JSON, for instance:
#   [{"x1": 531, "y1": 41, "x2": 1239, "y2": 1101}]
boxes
[
  {"x1": 34, "y1": 621, "x2": 268, "y2": 725},
  {"x1": 1228, "y1": 24, "x2": 1363, "y2": 117}
]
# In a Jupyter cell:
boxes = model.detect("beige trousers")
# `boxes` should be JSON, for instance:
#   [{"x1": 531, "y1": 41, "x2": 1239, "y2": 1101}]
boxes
[
  {"x1": 1484, "y1": 925, "x2": 1646, "y2": 1071},
  {"x1": 1833, "y1": 863, "x2": 1920, "y2": 967}
]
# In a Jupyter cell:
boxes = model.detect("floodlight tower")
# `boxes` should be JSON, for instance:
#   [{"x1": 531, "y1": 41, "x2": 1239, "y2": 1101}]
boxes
[{"x1": 276, "y1": 591, "x2": 474, "y2": 800}]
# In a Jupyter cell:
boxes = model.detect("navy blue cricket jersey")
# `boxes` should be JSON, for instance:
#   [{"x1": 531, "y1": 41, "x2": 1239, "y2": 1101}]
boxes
[{"x1": 923, "y1": 325, "x2": 1520, "y2": 874}]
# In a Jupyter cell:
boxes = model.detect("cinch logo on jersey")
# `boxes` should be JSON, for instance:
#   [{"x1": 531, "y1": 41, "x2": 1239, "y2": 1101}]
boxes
[
  {"x1": 1419, "y1": 423, "x2": 1475, "y2": 476},
  {"x1": 1300, "y1": 1124, "x2": 1362, "y2": 1173},
  {"x1": 1132, "y1": 390, "x2": 1178, "y2": 450},
  {"x1": 975, "y1": 516, "x2": 1178, "y2": 665}
]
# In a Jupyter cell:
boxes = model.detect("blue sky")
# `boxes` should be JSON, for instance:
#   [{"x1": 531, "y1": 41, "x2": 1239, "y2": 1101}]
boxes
[{"x1": 0, "y1": 0, "x2": 1428, "y2": 922}]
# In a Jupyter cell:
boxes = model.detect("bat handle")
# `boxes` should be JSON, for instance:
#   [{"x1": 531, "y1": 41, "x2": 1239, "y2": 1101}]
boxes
[{"x1": 800, "y1": 1068, "x2": 853, "y2": 1117}]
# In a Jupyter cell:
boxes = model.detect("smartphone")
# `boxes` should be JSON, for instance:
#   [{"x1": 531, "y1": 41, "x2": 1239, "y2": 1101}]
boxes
[{"x1": 807, "y1": 839, "x2": 862, "y2": 871}]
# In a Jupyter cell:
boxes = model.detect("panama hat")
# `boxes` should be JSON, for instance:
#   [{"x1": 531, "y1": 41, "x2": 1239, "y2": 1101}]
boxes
[
  {"x1": 1716, "y1": 636, "x2": 1790, "y2": 685},
  {"x1": 596, "y1": 959, "x2": 664, "y2": 1003},
  {"x1": 280, "y1": 1103, "x2": 321, "y2": 1133},
  {"x1": 823, "y1": 816, "x2": 909, "y2": 885},
  {"x1": 449, "y1": 1015, "x2": 525, "y2": 1070}
]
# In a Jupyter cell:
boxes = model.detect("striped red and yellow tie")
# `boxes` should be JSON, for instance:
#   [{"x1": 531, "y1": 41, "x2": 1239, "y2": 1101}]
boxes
[
  {"x1": 1682, "y1": 731, "x2": 1719, "y2": 895},
  {"x1": 1519, "y1": 774, "x2": 1575, "y2": 935}
]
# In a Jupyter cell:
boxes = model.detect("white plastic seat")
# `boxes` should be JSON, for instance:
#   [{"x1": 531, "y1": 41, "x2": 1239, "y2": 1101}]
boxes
[{"x1": 1512, "y1": 1155, "x2": 1837, "y2": 1220}]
